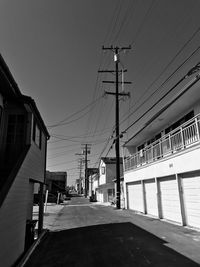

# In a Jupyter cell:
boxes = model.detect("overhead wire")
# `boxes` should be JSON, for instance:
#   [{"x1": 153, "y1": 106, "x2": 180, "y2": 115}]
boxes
[
  {"x1": 92, "y1": 2, "x2": 200, "y2": 166},
  {"x1": 102, "y1": 0, "x2": 123, "y2": 45},
  {"x1": 119, "y1": 36, "x2": 200, "y2": 129},
  {"x1": 130, "y1": 0, "x2": 156, "y2": 46},
  {"x1": 80, "y1": 0, "x2": 124, "y2": 154},
  {"x1": 48, "y1": 95, "x2": 103, "y2": 128},
  {"x1": 122, "y1": 61, "x2": 200, "y2": 135},
  {"x1": 112, "y1": 0, "x2": 137, "y2": 44},
  {"x1": 48, "y1": 9, "x2": 123, "y2": 172}
]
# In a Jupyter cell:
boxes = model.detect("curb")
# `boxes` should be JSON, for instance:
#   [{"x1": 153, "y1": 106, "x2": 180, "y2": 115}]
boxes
[{"x1": 16, "y1": 229, "x2": 49, "y2": 267}]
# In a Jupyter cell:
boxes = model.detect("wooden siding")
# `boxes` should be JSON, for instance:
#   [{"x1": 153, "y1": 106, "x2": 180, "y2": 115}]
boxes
[
  {"x1": 0, "y1": 170, "x2": 29, "y2": 266},
  {"x1": 0, "y1": 139, "x2": 46, "y2": 266}
]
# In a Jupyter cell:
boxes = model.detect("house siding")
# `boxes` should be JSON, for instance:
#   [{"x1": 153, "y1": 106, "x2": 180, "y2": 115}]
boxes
[
  {"x1": 0, "y1": 137, "x2": 47, "y2": 267},
  {"x1": 97, "y1": 158, "x2": 123, "y2": 203}
]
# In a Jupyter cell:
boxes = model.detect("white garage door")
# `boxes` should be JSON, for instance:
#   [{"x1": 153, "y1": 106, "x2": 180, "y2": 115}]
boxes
[
  {"x1": 144, "y1": 179, "x2": 158, "y2": 217},
  {"x1": 182, "y1": 173, "x2": 200, "y2": 229},
  {"x1": 159, "y1": 176, "x2": 182, "y2": 223},
  {"x1": 127, "y1": 182, "x2": 144, "y2": 212}
]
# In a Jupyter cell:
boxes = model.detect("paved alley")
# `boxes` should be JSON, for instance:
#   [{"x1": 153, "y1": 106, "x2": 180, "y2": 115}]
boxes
[{"x1": 25, "y1": 196, "x2": 200, "y2": 267}]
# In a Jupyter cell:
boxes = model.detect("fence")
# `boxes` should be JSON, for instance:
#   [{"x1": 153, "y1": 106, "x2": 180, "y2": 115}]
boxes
[{"x1": 124, "y1": 115, "x2": 200, "y2": 171}]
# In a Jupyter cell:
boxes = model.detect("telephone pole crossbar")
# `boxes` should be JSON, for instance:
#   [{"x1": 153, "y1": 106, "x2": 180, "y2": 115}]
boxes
[
  {"x1": 99, "y1": 45, "x2": 131, "y2": 209},
  {"x1": 98, "y1": 69, "x2": 127, "y2": 73},
  {"x1": 104, "y1": 91, "x2": 130, "y2": 97},
  {"x1": 102, "y1": 81, "x2": 132, "y2": 84}
]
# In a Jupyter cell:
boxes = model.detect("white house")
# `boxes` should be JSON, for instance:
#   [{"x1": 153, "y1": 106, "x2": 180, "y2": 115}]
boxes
[
  {"x1": 96, "y1": 157, "x2": 123, "y2": 203},
  {"x1": 0, "y1": 54, "x2": 50, "y2": 266},
  {"x1": 123, "y1": 67, "x2": 200, "y2": 229}
]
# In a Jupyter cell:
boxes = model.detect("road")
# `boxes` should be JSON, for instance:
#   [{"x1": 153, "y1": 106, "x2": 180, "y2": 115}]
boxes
[{"x1": 25, "y1": 196, "x2": 200, "y2": 267}]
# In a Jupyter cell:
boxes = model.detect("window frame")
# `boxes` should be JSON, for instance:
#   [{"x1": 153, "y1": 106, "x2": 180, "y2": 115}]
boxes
[{"x1": 33, "y1": 119, "x2": 42, "y2": 149}]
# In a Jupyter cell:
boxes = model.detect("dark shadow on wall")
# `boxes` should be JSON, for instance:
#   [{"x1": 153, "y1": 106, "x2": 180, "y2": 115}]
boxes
[{"x1": 25, "y1": 222, "x2": 199, "y2": 267}]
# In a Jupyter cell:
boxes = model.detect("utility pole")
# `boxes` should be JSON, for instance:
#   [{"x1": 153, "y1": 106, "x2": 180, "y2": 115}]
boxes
[
  {"x1": 99, "y1": 45, "x2": 131, "y2": 209},
  {"x1": 75, "y1": 153, "x2": 84, "y2": 194},
  {"x1": 81, "y1": 144, "x2": 91, "y2": 198},
  {"x1": 78, "y1": 158, "x2": 83, "y2": 194}
]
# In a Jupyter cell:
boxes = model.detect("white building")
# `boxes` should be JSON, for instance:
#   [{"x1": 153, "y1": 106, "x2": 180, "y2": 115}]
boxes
[
  {"x1": 0, "y1": 55, "x2": 50, "y2": 266},
  {"x1": 96, "y1": 157, "x2": 123, "y2": 203},
  {"x1": 123, "y1": 69, "x2": 200, "y2": 229}
]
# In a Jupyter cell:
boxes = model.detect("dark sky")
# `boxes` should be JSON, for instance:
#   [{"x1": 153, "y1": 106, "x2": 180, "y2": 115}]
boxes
[{"x1": 1, "y1": 0, "x2": 200, "y2": 185}]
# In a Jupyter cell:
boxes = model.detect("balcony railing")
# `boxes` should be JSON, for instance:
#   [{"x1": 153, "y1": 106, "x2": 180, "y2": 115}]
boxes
[{"x1": 124, "y1": 114, "x2": 200, "y2": 172}]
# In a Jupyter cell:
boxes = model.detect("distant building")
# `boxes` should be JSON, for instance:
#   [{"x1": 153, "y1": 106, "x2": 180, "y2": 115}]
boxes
[
  {"x1": 0, "y1": 54, "x2": 50, "y2": 267},
  {"x1": 123, "y1": 70, "x2": 200, "y2": 229},
  {"x1": 75, "y1": 177, "x2": 84, "y2": 194},
  {"x1": 46, "y1": 171, "x2": 67, "y2": 194},
  {"x1": 87, "y1": 168, "x2": 99, "y2": 199},
  {"x1": 96, "y1": 157, "x2": 123, "y2": 203}
]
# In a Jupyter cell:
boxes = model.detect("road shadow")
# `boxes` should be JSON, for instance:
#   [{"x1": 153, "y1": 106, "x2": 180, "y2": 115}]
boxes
[{"x1": 25, "y1": 222, "x2": 199, "y2": 267}]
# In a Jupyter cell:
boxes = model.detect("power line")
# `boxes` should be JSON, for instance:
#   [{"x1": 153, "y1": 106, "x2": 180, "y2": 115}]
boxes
[
  {"x1": 130, "y1": 0, "x2": 156, "y2": 46},
  {"x1": 113, "y1": 0, "x2": 137, "y2": 44},
  {"x1": 102, "y1": 0, "x2": 122, "y2": 44},
  {"x1": 120, "y1": 45, "x2": 200, "y2": 129},
  {"x1": 122, "y1": 62, "x2": 200, "y2": 134},
  {"x1": 50, "y1": 127, "x2": 113, "y2": 140},
  {"x1": 47, "y1": 95, "x2": 103, "y2": 128}
]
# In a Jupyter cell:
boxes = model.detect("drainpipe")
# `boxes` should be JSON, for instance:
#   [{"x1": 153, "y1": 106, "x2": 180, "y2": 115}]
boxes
[{"x1": 38, "y1": 137, "x2": 47, "y2": 235}]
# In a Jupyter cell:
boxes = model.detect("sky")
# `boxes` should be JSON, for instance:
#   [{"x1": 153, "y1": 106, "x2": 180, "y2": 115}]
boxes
[{"x1": 1, "y1": 0, "x2": 200, "y2": 185}]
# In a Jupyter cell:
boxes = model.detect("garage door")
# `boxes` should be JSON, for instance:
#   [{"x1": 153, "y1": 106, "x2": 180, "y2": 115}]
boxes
[
  {"x1": 144, "y1": 179, "x2": 158, "y2": 217},
  {"x1": 127, "y1": 181, "x2": 144, "y2": 212},
  {"x1": 159, "y1": 176, "x2": 182, "y2": 223},
  {"x1": 182, "y1": 173, "x2": 200, "y2": 228}
]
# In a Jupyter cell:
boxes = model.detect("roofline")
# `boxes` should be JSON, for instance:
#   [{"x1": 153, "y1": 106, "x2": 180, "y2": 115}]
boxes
[
  {"x1": 0, "y1": 54, "x2": 50, "y2": 139},
  {"x1": 124, "y1": 75, "x2": 200, "y2": 147},
  {"x1": 0, "y1": 54, "x2": 22, "y2": 97},
  {"x1": 21, "y1": 95, "x2": 50, "y2": 139}
]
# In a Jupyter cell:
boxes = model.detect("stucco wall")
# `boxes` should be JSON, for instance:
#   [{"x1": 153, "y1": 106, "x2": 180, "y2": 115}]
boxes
[{"x1": 124, "y1": 144, "x2": 200, "y2": 209}]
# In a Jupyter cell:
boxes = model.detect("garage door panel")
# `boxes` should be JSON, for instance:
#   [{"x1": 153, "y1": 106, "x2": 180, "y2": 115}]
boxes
[
  {"x1": 159, "y1": 177, "x2": 182, "y2": 223},
  {"x1": 182, "y1": 175, "x2": 200, "y2": 228},
  {"x1": 144, "y1": 180, "x2": 158, "y2": 217},
  {"x1": 127, "y1": 182, "x2": 144, "y2": 212}
]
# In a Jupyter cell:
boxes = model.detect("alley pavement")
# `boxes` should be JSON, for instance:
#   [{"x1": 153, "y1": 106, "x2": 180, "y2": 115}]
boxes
[{"x1": 25, "y1": 196, "x2": 200, "y2": 267}]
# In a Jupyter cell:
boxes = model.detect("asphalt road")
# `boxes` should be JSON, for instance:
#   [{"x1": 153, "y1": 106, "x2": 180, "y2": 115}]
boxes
[{"x1": 25, "y1": 196, "x2": 200, "y2": 267}]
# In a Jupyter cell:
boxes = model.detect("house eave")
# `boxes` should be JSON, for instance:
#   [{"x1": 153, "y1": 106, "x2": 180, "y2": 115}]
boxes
[{"x1": 125, "y1": 76, "x2": 200, "y2": 148}]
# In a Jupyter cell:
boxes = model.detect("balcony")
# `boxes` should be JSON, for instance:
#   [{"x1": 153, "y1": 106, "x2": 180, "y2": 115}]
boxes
[{"x1": 124, "y1": 114, "x2": 200, "y2": 172}]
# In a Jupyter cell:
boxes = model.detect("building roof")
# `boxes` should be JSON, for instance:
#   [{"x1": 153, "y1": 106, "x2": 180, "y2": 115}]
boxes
[
  {"x1": 46, "y1": 171, "x2": 67, "y2": 176},
  {"x1": 101, "y1": 157, "x2": 123, "y2": 164},
  {"x1": 0, "y1": 54, "x2": 50, "y2": 139},
  {"x1": 46, "y1": 171, "x2": 67, "y2": 182},
  {"x1": 125, "y1": 74, "x2": 200, "y2": 147},
  {"x1": 0, "y1": 54, "x2": 22, "y2": 98}
]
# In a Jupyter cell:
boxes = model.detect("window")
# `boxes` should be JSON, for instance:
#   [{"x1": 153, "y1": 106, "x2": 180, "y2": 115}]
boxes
[
  {"x1": 101, "y1": 166, "x2": 105, "y2": 175},
  {"x1": 33, "y1": 120, "x2": 42, "y2": 148},
  {"x1": 165, "y1": 111, "x2": 194, "y2": 134},
  {"x1": 7, "y1": 114, "x2": 25, "y2": 145}
]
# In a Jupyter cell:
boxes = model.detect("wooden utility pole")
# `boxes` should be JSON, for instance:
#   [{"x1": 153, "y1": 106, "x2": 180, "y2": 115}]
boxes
[
  {"x1": 99, "y1": 45, "x2": 131, "y2": 209},
  {"x1": 81, "y1": 144, "x2": 91, "y2": 198}
]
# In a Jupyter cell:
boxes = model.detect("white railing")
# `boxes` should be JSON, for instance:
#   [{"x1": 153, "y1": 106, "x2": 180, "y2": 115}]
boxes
[{"x1": 124, "y1": 115, "x2": 200, "y2": 171}]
